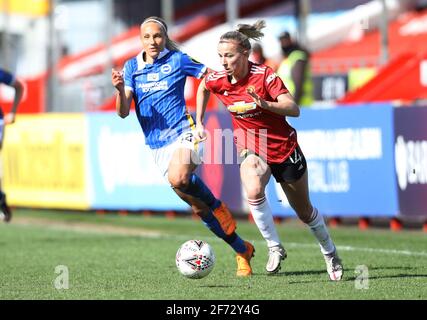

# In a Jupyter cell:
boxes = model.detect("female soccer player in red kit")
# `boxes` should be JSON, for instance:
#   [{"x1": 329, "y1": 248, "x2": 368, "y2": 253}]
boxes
[{"x1": 196, "y1": 20, "x2": 343, "y2": 280}]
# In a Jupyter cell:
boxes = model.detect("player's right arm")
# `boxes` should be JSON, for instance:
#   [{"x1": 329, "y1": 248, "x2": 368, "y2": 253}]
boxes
[
  {"x1": 195, "y1": 77, "x2": 211, "y2": 141},
  {"x1": 112, "y1": 68, "x2": 133, "y2": 118}
]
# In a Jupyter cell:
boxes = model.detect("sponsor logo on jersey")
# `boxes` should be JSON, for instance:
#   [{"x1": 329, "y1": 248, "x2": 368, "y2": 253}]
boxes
[
  {"x1": 161, "y1": 64, "x2": 172, "y2": 74},
  {"x1": 246, "y1": 85, "x2": 255, "y2": 94},
  {"x1": 227, "y1": 101, "x2": 257, "y2": 114},
  {"x1": 236, "y1": 111, "x2": 262, "y2": 119},
  {"x1": 138, "y1": 80, "x2": 168, "y2": 92},
  {"x1": 147, "y1": 73, "x2": 159, "y2": 81}
]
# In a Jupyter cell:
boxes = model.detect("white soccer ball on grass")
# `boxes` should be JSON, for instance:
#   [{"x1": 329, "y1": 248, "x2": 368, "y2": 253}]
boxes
[{"x1": 176, "y1": 240, "x2": 215, "y2": 279}]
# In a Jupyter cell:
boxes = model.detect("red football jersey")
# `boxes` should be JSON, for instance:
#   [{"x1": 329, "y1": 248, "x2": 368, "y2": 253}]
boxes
[{"x1": 205, "y1": 62, "x2": 298, "y2": 164}]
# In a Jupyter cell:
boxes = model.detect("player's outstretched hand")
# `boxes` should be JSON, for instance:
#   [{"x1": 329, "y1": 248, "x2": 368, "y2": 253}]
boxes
[
  {"x1": 111, "y1": 68, "x2": 124, "y2": 92},
  {"x1": 246, "y1": 87, "x2": 268, "y2": 109}
]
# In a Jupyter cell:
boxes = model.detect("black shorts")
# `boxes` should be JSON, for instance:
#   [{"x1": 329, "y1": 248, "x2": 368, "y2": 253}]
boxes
[
  {"x1": 239, "y1": 145, "x2": 307, "y2": 183},
  {"x1": 270, "y1": 146, "x2": 307, "y2": 183}
]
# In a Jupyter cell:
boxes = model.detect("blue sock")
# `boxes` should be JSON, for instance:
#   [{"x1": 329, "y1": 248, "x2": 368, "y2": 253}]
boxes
[
  {"x1": 227, "y1": 234, "x2": 247, "y2": 254},
  {"x1": 201, "y1": 212, "x2": 246, "y2": 253},
  {"x1": 184, "y1": 174, "x2": 221, "y2": 210}
]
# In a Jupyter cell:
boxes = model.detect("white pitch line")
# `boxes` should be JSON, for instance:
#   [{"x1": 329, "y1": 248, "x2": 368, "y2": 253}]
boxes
[
  {"x1": 334, "y1": 245, "x2": 427, "y2": 257},
  {"x1": 277, "y1": 242, "x2": 427, "y2": 257},
  {"x1": 161, "y1": 234, "x2": 427, "y2": 257},
  {"x1": 11, "y1": 218, "x2": 427, "y2": 257}
]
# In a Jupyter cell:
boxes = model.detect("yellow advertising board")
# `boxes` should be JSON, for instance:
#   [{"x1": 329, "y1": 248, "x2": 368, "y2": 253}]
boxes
[
  {"x1": 2, "y1": 114, "x2": 90, "y2": 210},
  {"x1": 0, "y1": 0, "x2": 50, "y2": 16}
]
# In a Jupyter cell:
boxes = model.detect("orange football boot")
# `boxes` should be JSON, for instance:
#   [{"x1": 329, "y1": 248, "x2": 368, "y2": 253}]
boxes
[{"x1": 236, "y1": 241, "x2": 255, "y2": 277}]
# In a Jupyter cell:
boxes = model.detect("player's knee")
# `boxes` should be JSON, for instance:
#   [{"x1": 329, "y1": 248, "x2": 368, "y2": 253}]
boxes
[
  {"x1": 168, "y1": 173, "x2": 190, "y2": 191},
  {"x1": 245, "y1": 186, "x2": 264, "y2": 200}
]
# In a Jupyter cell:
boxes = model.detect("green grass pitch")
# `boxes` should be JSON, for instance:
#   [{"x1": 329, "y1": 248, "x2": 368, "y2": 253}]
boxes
[{"x1": 1, "y1": 209, "x2": 426, "y2": 300}]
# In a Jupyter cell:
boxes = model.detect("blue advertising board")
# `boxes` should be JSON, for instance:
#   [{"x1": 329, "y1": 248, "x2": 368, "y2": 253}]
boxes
[
  {"x1": 394, "y1": 106, "x2": 427, "y2": 217},
  {"x1": 266, "y1": 105, "x2": 398, "y2": 217},
  {"x1": 87, "y1": 112, "x2": 189, "y2": 211},
  {"x1": 197, "y1": 112, "x2": 242, "y2": 212}
]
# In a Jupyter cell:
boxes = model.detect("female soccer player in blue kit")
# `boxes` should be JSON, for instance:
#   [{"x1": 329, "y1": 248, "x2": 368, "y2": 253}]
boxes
[{"x1": 111, "y1": 16, "x2": 254, "y2": 276}]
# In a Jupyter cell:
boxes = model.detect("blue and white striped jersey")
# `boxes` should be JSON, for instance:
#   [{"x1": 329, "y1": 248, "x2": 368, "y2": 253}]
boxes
[{"x1": 123, "y1": 49, "x2": 207, "y2": 149}]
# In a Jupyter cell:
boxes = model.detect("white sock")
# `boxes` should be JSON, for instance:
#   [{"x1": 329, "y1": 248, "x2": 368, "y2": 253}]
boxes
[
  {"x1": 307, "y1": 207, "x2": 335, "y2": 255},
  {"x1": 247, "y1": 196, "x2": 281, "y2": 248}
]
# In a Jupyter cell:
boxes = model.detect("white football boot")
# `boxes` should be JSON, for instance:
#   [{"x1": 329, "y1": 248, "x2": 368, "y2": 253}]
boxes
[
  {"x1": 324, "y1": 249, "x2": 343, "y2": 281},
  {"x1": 266, "y1": 244, "x2": 287, "y2": 274}
]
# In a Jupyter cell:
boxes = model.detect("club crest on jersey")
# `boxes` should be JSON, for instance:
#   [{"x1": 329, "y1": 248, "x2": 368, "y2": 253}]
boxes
[
  {"x1": 147, "y1": 73, "x2": 159, "y2": 81},
  {"x1": 227, "y1": 101, "x2": 257, "y2": 114},
  {"x1": 246, "y1": 85, "x2": 255, "y2": 93},
  {"x1": 161, "y1": 64, "x2": 172, "y2": 74}
]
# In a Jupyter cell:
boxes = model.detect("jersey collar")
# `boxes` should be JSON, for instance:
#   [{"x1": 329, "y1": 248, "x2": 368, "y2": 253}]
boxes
[
  {"x1": 137, "y1": 48, "x2": 170, "y2": 70},
  {"x1": 227, "y1": 61, "x2": 252, "y2": 86}
]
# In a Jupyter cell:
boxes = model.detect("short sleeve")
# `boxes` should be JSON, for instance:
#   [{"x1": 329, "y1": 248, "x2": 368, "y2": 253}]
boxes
[
  {"x1": 123, "y1": 60, "x2": 135, "y2": 92},
  {"x1": 180, "y1": 53, "x2": 207, "y2": 79},
  {"x1": 265, "y1": 67, "x2": 288, "y2": 100},
  {"x1": 204, "y1": 72, "x2": 217, "y2": 94}
]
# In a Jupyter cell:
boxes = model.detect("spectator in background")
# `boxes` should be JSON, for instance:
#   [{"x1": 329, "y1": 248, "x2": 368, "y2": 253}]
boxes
[
  {"x1": 277, "y1": 31, "x2": 313, "y2": 107},
  {"x1": 0, "y1": 68, "x2": 24, "y2": 223},
  {"x1": 111, "y1": 16, "x2": 254, "y2": 277},
  {"x1": 249, "y1": 42, "x2": 279, "y2": 71}
]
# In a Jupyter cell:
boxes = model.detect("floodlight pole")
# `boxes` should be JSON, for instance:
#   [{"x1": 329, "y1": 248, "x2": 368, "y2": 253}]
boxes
[
  {"x1": 380, "y1": 0, "x2": 389, "y2": 65},
  {"x1": 161, "y1": 0, "x2": 174, "y2": 28},
  {"x1": 47, "y1": 0, "x2": 60, "y2": 112},
  {"x1": 226, "y1": 0, "x2": 239, "y2": 28},
  {"x1": 104, "y1": 0, "x2": 114, "y2": 110},
  {"x1": 1, "y1": 0, "x2": 11, "y2": 69},
  {"x1": 297, "y1": 0, "x2": 310, "y2": 48}
]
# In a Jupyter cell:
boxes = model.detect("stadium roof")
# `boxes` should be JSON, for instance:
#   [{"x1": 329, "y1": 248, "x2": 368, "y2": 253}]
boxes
[{"x1": 312, "y1": 8, "x2": 427, "y2": 73}]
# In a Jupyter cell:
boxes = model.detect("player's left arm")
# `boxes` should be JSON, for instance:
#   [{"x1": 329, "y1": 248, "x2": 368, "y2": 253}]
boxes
[
  {"x1": 6, "y1": 78, "x2": 24, "y2": 124},
  {"x1": 247, "y1": 89, "x2": 299, "y2": 117},
  {"x1": 195, "y1": 77, "x2": 211, "y2": 141}
]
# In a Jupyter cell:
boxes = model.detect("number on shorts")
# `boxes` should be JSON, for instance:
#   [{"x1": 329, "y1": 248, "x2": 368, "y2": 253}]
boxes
[{"x1": 183, "y1": 132, "x2": 194, "y2": 143}]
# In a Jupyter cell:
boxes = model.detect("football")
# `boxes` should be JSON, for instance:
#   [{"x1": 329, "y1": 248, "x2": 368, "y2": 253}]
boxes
[{"x1": 175, "y1": 240, "x2": 215, "y2": 279}]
